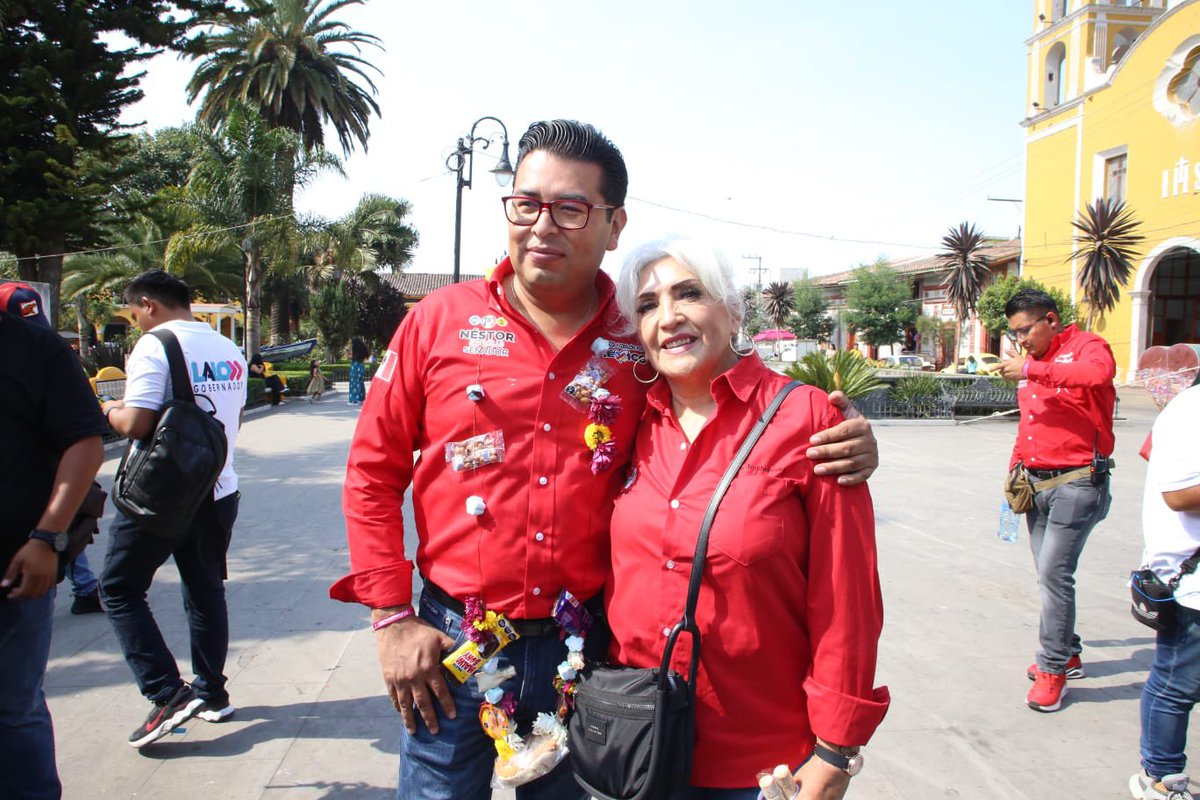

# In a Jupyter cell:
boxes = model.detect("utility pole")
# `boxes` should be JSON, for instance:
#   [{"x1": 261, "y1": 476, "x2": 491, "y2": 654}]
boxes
[{"x1": 742, "y1": 254, "x2": 766, "y2": 292}]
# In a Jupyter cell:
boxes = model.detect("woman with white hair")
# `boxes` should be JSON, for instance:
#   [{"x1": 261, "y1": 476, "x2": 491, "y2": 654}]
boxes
[{"x1": 604, "y1": 239, "x2": 889, "y2": 799}]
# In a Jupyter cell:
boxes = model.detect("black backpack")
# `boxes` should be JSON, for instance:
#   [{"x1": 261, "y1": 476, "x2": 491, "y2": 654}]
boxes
[{"x1": 112, "y1": 328, "x2": 228, "y2": 539}]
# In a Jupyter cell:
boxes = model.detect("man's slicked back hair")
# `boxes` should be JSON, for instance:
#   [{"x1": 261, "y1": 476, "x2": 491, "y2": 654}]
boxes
[
  {"x1": 516, "y1": 120, "x2": 628, "y2": 208},
  {"x1": 124, "y1": 270, "x2": 192, "y2": 310},
  {"x1": 1004, "y1": 288, "x2": 1058, "y2": 319}
]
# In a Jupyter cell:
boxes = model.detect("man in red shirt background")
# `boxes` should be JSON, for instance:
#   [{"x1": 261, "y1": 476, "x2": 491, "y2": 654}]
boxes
[
  {"x1": 1000, "y1": 288, "x2": 1116, "y2": 714},
  {"x1": 330, "y1": 119, "x2": 880, "y2": 800}
]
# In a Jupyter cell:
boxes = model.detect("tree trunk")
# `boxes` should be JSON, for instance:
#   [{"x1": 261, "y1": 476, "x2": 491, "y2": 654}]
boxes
[{"x1": 269, "y1": 295, "x2": 286, "y2": 345}]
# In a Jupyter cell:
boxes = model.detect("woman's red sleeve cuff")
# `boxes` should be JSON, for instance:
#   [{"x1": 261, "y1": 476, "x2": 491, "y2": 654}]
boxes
[{"x1": 803, "y1": 676, "x2": 891, "y2": 746}]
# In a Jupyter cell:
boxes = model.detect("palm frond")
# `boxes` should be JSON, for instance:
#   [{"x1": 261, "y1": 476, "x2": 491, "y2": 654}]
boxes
[
  {"x1": 1069, "y1": 198, "x2": 1144, "y2": 319},
  {"x1": 938, "y1": 221, "x2": 991, "y2": 321}
]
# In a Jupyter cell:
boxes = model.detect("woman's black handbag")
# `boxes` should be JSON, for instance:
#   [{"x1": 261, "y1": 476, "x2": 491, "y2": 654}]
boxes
[
  {"x1": 569, "y1": 381, "x2": 801, "y2": 800},
  {"x1": 1131, "y1": 547, "x2": 1200, "y2": 632},
  {"x1": 112, "y1": 329, "x2": 227, "y2": 540}
]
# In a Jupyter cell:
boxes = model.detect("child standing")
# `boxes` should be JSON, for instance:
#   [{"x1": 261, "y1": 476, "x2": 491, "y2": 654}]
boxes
[{"x1": 307, "y1": 359, "x2": 325, "y2": 403}]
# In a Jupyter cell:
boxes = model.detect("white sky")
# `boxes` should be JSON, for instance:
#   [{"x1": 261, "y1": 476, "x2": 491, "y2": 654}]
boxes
[{"x1": 120, "y1": 1, "x2": 1032, "y2": 286}]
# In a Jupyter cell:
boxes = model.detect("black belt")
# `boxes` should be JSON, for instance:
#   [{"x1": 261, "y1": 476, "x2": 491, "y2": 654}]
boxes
[
  {"x1": 1027, "y1": 465, "x2": 1089, "y2": 479},
  {"x1": 422, "y1": 580, "x2": 597, "y2": 639}
]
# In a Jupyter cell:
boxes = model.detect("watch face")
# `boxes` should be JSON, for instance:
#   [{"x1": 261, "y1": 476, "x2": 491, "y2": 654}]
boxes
[{"x1": 846, "y1": 754, "x2": 864, "y2": 777}]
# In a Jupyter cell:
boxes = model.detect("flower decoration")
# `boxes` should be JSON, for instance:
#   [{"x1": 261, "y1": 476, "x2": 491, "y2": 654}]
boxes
[
  {"x1": 584, "y1": 423, "x2": 612, "y2": 450},
  {"x1": 589, "y1": 392, "x2": 621, "y2": 425},
  {"x1": 590, "y1": 440, "x2": 616, "y2": 476}
]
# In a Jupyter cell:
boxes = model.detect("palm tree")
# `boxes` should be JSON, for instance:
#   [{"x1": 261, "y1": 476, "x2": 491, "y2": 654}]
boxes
[
  {"x1": 762, "y1": 281, "x2": 796, "y2": 356},
  {"x1": 168, "y1": 103, "x2": 341, "y2": 356},
  {"x1": 186, "y1": 0, "x2": 384, "y2": 157},
  {"x1": 938, "y1": 222, "x2": 990, "y2": 357},
  {"x1": 1069, "y1": 198, "x2": 1144, "y2": 328}
]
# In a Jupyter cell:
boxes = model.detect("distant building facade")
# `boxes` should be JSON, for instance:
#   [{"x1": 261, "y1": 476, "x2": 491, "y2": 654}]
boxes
[
  {"x1": 814, "y1": 239, "x2": 1021, "y2": 366},
  {"x1": 1022, "y1": 0, "x2": 1200, "y2": 378}
]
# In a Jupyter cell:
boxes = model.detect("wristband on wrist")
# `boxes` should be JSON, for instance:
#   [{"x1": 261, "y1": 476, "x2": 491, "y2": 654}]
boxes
[{"x1": 372, "y1": 608, "x2": 415, "y2": 631}]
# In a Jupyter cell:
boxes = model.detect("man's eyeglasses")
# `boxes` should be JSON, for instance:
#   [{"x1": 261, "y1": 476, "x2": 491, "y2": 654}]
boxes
[
  {"x1": 1005, "y1": 314, "x2": 1049, "y2": 342},
  {"x1": 501, "y1": 196, "x2": 619, "y2": 230}
]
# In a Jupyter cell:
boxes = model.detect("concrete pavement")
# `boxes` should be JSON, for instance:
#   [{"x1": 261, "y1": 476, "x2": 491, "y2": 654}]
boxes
[{"x1": 43, "y1": 385, "x2": 1189, "y2": 799}]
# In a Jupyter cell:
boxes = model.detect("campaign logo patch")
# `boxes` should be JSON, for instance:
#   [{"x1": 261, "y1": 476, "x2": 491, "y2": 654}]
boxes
[
  {"x1": 468, "y1": 314, "x2": 508, "y2": 329},
  {"x1": 598, "y1": 341, "x2": 644, "y2": 364},
  {"x1": 189, "y1": 360, "x2": 244, "y2": 393},
  {"x1": 1054, "y1": 351, "x2": 1075, "y2": 364},
  {"x1": 459, "y1": 327, "x2": 516, "y2": 358},
  {"x1": 376, "y1": 350, "x2": 398, "y2": 382}
]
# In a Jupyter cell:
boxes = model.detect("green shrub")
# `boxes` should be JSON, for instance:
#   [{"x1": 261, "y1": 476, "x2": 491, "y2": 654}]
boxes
[
  {"x1": 786, "y1": 350, "x2": 884, "y2": 399},
  {"x1": 247, "y1": 377, "x2": 267, "y2": 408},
  {"x1": 891, "y1": 374, "x2": 944, "y2": 403}
]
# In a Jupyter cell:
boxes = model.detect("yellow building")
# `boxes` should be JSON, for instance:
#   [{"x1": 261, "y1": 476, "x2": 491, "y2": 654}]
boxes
[{"x1": 1022, "y1": 0, "x2": 1199, "y2": 379}]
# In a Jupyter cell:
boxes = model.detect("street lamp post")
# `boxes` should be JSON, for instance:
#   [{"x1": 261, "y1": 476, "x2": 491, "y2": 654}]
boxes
[{"x1": 446, "y1": 116, "x2": 515, "y2": 284}]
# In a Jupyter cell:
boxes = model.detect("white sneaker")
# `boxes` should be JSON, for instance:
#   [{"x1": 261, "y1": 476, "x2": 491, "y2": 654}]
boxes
[{"x1": 1131, "y1": 770, "x2": 1194, "y2": 799}]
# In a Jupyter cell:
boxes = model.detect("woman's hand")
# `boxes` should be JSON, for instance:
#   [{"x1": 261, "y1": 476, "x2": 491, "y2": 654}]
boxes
[
  {"x1": 792, "y1": 755, "x2": 851, "y2": 800},
  {"x1": 805, "y1": 391, "x2": 878, "y2": 485}
]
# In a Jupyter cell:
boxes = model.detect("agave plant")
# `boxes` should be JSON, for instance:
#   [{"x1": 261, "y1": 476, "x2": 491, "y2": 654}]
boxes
[
  {"x1": 786, "y1": 350, "x2": 884, "y2": 399},
  {"x1": 1069, "y1": 198, "x2": 1144, "y2": 326},
  {"x1": 938, "y1": 222, "x2": 990, "y2": 352}
]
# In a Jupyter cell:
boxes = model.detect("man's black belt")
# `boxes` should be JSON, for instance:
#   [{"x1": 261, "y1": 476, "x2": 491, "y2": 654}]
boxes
[
  {"x1": 1027, "y1": 465, "x2": 1089, "y2": 479},
  {"x1": 422, "y1": 580, "x2": 598, "y2": 639}
]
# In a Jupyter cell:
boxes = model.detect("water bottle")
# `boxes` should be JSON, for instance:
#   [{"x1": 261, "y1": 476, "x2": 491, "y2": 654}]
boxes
[{"x1": 997, "y1": 499, "x2": 1019, "y2": 543}]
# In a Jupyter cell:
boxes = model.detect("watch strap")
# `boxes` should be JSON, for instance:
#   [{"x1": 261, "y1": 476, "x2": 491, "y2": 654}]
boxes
[
  {"x1": 29, "y1": 529, "x2": 66, "y2": 552},
  {"x1": 811, "y1": 742, "x2": 851, "y2": 771}
]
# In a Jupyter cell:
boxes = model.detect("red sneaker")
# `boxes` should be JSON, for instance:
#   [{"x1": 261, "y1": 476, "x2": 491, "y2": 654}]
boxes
[
  {"x1": 1026, "y1": 654, "x2": 1084, "y2": 681},
  {"x1": 1027, "y1": 670, "x2": 1068, "y2": 712}
]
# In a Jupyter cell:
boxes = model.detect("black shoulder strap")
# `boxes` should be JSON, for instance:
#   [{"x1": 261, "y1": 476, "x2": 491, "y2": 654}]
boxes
[
  {"x1": 659, "y1": 380, "x2": 802, "y2": 684},
  {"x1": 150, "y1": 328, "x2": 196, "y2": 404},
  {"x1": 1171, "y1": 546, "x2": 1200, "y2": 590}
]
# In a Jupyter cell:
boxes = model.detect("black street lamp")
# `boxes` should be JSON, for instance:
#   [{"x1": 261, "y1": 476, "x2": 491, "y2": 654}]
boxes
[{"x1": 446, "y1": 116, "x2": 514, "y2": 284}]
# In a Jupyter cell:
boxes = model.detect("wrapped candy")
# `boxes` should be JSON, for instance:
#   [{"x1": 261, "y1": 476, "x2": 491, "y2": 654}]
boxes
[
  {"x1": 465, "y1": 496, "x2": 487, "y2": 516},
  {"x1": 492, "y1": 713, "x2": 569, "y2": 789},
  {"x1": 591, "y1": 337, "x2": 609, "y2": 356},
  {"x1": 553, "y1": 590, "x2": 593, "y2": 638},
  {"x1": 466, "y1": 383, "x2": 486, "y2": 402},
  {"x1": 442, "y1": 613, "x2": 520, "y2": 683}
]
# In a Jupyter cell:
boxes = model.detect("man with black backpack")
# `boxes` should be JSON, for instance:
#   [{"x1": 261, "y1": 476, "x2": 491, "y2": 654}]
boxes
[{"x1": 100, "y1": 271, "x2": 246, "y2": 748}]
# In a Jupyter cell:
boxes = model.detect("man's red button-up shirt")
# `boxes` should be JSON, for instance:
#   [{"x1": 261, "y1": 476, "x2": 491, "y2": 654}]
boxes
[
  {"x1": 1011, "y1": 324, "x2": 1116, "y2": 470},
  {"x1": 607, "y1": 356, "x2": 889, "y2": 787},
  {"x1": 330, "y1": 259, "x2": 646, "y2": 618}
]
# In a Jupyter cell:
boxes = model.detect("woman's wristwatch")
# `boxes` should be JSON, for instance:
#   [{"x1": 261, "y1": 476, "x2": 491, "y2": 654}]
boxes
[{"x1": 812, "y1": 742, "x2": 864, "y2": 777}]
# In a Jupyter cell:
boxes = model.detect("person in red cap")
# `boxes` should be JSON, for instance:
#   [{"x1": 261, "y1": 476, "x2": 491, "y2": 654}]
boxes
[{"x1": 0, "y1": 282, "x2": 104, "y2": 614}]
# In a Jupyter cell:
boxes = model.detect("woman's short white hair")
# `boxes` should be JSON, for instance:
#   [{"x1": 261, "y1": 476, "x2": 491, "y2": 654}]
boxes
[{"x1": 615, "y1": 238, "x2": 745, "y2": 336}]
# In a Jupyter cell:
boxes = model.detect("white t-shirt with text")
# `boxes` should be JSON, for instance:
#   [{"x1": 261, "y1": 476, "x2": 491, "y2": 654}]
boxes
[
  {"x1": 1141, "y1": 383, "x2": 1200, "y2": 610},
  {"x1": 123, "y1": 319, "x2": 247, "y2": 500}
]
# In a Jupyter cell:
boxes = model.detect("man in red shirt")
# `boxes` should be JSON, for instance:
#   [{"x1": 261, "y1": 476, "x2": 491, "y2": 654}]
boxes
[
  {"x1": 331, "y1": 119, "x2": 880, "y2": 800},
  {"x1": 1000, "y1": 289, "x2": 1116, "y2": 714}
]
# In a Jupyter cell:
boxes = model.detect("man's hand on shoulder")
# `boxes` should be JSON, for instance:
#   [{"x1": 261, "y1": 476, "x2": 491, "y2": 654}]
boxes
[
  {"x1": 805, "y1": 391, "x2": 878, "y2": 486},
  {"x1": 2, "y1": 539, "x2": 58, "y2": 600},
  {"x1": 373, "y1": 608, "x2": 457, "y2": 734}
]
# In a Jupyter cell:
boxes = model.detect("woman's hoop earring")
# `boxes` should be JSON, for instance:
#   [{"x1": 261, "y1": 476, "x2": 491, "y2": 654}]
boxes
[
  {"x1": 730, "y1": 331, "x2": 754, "y2": 357},
  {"x1": 632, "y1": 358, "x2": 659, "y2": 385}
]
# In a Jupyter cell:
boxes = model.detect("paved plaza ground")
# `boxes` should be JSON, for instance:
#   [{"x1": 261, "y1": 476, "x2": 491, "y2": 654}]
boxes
[{"x1": 42, "y1": 385, "x2": 1189, "y2": 799}]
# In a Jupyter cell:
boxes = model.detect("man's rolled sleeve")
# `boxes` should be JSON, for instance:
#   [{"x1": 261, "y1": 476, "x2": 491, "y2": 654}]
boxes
[{"x1": 803, "y1": 676, "x2": 891, "y2": 746}]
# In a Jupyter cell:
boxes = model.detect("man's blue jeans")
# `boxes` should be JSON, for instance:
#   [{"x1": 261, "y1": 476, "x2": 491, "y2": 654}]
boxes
[
  {"x1": 65, "y1": 549, "x2": 97, "y2": 598},
  {"x1": 1140, "y1": 604, "x2": 1200, "y2": 779},
  {"x1": 397, "y1": 588, "x2": 590, "y2": 800},
  {"x1": 100, "y1": 493, "x2": 238, "y2": 706},
  {"x1": 0, "y1": 588, "x2": 61, "y2": 799},
  {"x1": 1025, "y1": 474, "x2": 1111, "y2": 673}
]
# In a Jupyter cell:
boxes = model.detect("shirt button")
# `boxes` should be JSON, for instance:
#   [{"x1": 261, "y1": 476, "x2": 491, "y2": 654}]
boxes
[
  {"x1": 539, "y1": 476, "x2": 548, "y2": 486},
  {"x1": 1027, "y1": 436, "x2": 1033, "y2": 441},
  {"x1": 543, "y1": 423, "x2": 552, "y2": 432},
  {"x1": 548, "y1": 372, "x2": 556, "y2": 380},
  {"x1": 532, "y1": 587, "x2": 542, "y2": 596},
  {"x1": 670, "y1": 499, "x2": 680, "y2": 509},
  {"x1": 679, "y1": 442, "x2": 687, "y2": 451},
  {"x1": 662, "y1": 627, "x2": 671, "y2": 637},
  {"x1": 1032, "y1": 394, "x2": 1037, "y2": 399},
  {"x1": 666, "y1": 560, "x2": 676, "y2": 570},
  {"x1": 535, "y1": 531, "x2": 545, "y2": 542}
]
